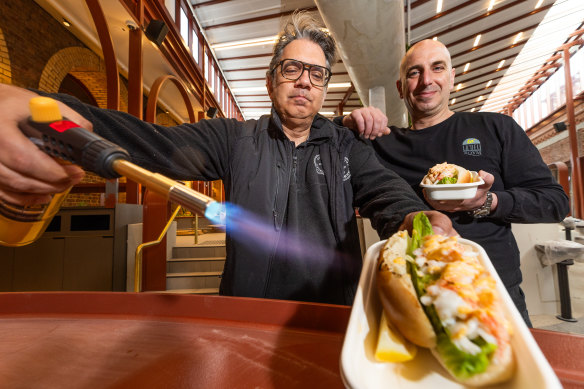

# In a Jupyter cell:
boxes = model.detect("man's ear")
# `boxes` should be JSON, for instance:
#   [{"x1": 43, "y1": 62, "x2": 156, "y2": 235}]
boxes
[
  {"x1": 266, "y1": 75, "x2": 273, "y2": 100},
  {"x1": 396, "y1": 80, "x2": 404, "y2": 99}
]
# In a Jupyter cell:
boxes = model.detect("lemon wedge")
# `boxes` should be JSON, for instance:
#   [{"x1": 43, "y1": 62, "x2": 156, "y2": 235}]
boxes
[{"x1": 375, "y1": 311, "x2": 417, "y2": 362}]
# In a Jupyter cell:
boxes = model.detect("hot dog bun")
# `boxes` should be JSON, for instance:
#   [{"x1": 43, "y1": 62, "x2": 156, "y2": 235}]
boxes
[
  {"x1": 377, "y1": 230, "x2": 515, "y2": 386},
  {"x1": 422, "y1": 162, "x2": 473, "y2": 185},
  {"x1": 377, "y1": 231, "x2": 436, "y2": 348}
]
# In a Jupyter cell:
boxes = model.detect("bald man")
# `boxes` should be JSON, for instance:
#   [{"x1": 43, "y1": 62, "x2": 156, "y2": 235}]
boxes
[{"x1": 337, "y1": 39, "x2": 570, "y2": 326}]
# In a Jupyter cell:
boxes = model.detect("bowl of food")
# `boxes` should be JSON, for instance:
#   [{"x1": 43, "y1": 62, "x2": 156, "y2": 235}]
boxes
[{"x1": 419, "y1": 162, "x2": 483, "y2": 200}]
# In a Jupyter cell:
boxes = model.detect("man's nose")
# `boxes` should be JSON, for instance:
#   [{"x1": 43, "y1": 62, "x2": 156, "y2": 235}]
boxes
[
  {"x1": 295, "y1": 67, "x2": 312, "y2": 87},
  {"x1": 420, "y1": 69, "x2": 433, "y2": 86}
]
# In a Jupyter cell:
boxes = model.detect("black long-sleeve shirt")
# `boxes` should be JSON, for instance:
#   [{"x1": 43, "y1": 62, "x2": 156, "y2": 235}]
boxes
[
  {"x1": 365, "y1": 112, "x2": 569, "y2": 288},
  {"x1": 44, "y1": 92, "x2": 428, "y2": 304}
]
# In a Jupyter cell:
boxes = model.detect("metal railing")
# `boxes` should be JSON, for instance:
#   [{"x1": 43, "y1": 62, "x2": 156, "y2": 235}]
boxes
[{"x1": 134, "y1": 205, "x2": 183, "y2": 292}]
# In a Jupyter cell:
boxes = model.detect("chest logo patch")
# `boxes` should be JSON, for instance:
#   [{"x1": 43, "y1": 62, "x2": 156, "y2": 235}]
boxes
[
  {"x1": 314, "y1": 155, "x2": 324, "y2": 175},
  {"x1": 462, "y1": 138, "x2": 481, "y2": 156},
  {"x1": 313, "y1": 155, "x2": 351, "y2": 181},
  {"x1": 342, "y1": 157, "x2": 351, "y2": 181}
]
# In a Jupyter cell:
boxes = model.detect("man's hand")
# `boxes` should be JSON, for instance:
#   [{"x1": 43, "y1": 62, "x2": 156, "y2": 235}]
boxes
[
  {"x1": 342, "y1": 107, "x2": 390, "y2": 140},
  {"x1": 423, "y1": 170, "x2": 498, "y2": 213},
  {"x1": 399, "y1": 210, "x2": 457, "y2": 237},
  {"x1": 0, "y1": 84, "x2": 89, "y2": 206}
]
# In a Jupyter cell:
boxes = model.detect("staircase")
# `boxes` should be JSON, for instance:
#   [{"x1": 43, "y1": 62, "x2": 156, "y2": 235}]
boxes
[{"x1": 165, "y1": 234, "x2": 226, "y2": 294}]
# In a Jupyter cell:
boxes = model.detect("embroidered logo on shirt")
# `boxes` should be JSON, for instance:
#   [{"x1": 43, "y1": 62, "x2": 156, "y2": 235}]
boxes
[
  {"x1": 314, "y1": 155, "x2": 324, "y2": 175},
  {"x1": 314, "y1": 155, "x2": 351, "y2": 181},
  {"x1": 462, "y1": 138, "x2": 481, "y2": 156},
  {"x1": 342, "y1": 157, "x2": 351, "y2": 181}
]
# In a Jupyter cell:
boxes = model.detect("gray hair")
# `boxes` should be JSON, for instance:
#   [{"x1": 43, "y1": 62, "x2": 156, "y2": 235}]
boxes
[{"x1": 267, "y1": 11, "x2": 337, "y2": 81}]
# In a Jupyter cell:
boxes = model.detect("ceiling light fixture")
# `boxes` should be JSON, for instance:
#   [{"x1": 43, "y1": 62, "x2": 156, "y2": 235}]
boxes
[
  {"x1": 513, "y1": 32, "x2": 523, "y2": 45},
  {"x1": 212, "y1": 35, "x2": 278, "y2": 51},
  {"x1": 486, "y1": 80, "x2": 493, "y2": 88},
  {"x1": 497, "y1": 59, "x2": 505, "y2": 69},
  {"x1": 535, "y1": 0, "x2": 544, "y2": 9},
  {"x1": 477, "y1": 96, "x2": 484, "y2": 102},
  {"x1": 463, "y1": 63, "x2": 470, "y2": 72},
  {"x1": 471, "y1": 108, "x2": 476, "y2": 112},
  {"x1": 62, "y1": 19, "x2": 71, "y2": 27},
  {"x1": 433, "y1": 36, "x2": 438, "y2": 41},
  {"x1": 328, "y1": 82, "x2": 352, "y2": 89},
  {"x1": 436, "y1": 0, "x2": 443, "y2": 13},
  {"x1": 232, "y1": 86, "x2": 268, "y2": 94},
  {"x1": 473, "y1": 34, "x2": 482, "y2": 47},
  {"x1": 451, "y1": 98, "x2": 456, "y2": 105},
  {"x1": 456, "y1": 83, "x2": 462, "y2": 91},
  {"x1": 487, "y1": 0, "x2": 496, "y2": 11}
]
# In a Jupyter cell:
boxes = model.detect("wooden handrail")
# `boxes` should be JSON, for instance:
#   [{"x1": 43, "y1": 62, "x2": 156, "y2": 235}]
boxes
[
  {"x1": 134, "y1": 204, "x2": 183, "y2": 292},
  {"x1": 548, "y1": 161, "x2": 571, "y2": 216}
]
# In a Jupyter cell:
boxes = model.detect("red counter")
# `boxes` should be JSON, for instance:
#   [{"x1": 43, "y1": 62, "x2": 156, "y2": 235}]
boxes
[
  {"x1": 0, "y1": 292, "x2": 349, "y2": 388},
  {"x1": 0, "y1": 292, "x2": 582, "y2": 388}
]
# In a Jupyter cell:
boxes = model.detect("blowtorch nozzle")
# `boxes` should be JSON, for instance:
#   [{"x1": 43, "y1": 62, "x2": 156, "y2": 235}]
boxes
[{"x1": 20, "y1": 96, "x2": 221, "y2": 220}]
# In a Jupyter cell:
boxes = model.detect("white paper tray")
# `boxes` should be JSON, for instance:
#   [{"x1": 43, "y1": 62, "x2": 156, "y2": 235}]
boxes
[
  {"x1": 340, "y1": 239, "x2": 561, "y2": 389},
  {"x1": 420, "y1": 177, "x2": 484, "y2": 200}
]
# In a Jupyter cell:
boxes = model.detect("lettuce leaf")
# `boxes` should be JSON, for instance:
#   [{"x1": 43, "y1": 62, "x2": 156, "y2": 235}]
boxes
[
  {"x1": 407, "y1": 211, "x2": 496, "y2": 380},
  {"x1": 438, "y1": 176, "x2": 458, "y2": 184},
  {"x1": 407, "y1": 212, "x2": 433, "y2": 256},
  {"x1": 436, "y1": 334, "x2": 497, "y2": 380}
]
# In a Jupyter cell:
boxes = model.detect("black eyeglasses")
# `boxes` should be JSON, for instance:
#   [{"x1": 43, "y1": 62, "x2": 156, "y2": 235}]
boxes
[{"x1": 273, "y1": 58, "x2": 332, "y2": 87}]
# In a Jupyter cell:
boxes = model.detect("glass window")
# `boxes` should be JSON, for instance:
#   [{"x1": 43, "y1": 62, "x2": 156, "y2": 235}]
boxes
[
  {"x1": 211, "y1": 65, "x2": 215, "y2": 93},
  {"x1": 192, "y1": 28, "x2": 199, "y2": 63},
  {"x1": 514, "y1": 46, "x2": 583, "y2": 131},
  {"x1": 165, "y1": 0, "x2": 175, "y2": 22},
  {"x1": 573, "y1": 49, "x2": 583, "y2": 95},
  {"x1": 180, "y1": 8, "x2": 189, "y2": 44},
  {"x1": 205, "y1": 52, "x2": 210, "y2": 82}
]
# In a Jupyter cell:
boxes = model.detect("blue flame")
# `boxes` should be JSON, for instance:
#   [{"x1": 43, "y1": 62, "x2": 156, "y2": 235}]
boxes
[{"x1": 204, "y1": 201, "x2": 352, "y2": 267}]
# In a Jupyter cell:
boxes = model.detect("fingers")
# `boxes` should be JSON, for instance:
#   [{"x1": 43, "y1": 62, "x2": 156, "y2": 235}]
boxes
[
  {"x1": 399, "y1": 210, "x2": 457, "y2": 237},
  {"x1": 0, "y1": 155, "x2": 85, "y2": 206},
  {"x1": 0, "y1": 84, "x2": 87, "y2": 206},
  {"x1": 343, "y1": 107, "x2": 389, "y2": 140},
  {"x1": 425, "y1": 211, "x2": 458, "y2": 237},
  {"x1": 478, "y1": 170, "x2": 494, "y2": 189}
]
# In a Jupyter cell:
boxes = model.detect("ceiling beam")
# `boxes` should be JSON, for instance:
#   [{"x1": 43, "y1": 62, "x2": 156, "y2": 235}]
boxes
[
  {"x1": 192, "y1": 0, "x2": 232, "y2": 9},
  {"x1": 203, "y1": 7, "x2": 318, "y2": 30}
]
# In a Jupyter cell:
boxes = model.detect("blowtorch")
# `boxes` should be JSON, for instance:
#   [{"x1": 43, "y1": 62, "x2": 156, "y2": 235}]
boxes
[{"x1": 0, "y1": 96, "x2": 223, "y2": 247}]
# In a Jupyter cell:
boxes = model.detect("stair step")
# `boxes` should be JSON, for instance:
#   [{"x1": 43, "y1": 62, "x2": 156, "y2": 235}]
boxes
[
  {"x1": 173, "y1": 245, "x2": 226, "y2": 258},
  {"x1": 167, "y1": 257, "x2": 225, "y2": 273},
  {"x1": 148, "y1": 288, "x2": 219, "y2": 295},
  {"x1": 168, "y1": 256, "x2": 225, "y2": 262},
  {"x1": 166, "y1": 271, "x2": 222, "y2": 290},
  {"x1": 167, "y1": 271, "x2": 222, "y2": 278}
]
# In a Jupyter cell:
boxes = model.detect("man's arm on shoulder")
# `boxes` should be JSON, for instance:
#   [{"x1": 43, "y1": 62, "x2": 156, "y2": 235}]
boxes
[{"x1": 333, "y1": 107, "x2": 390, "y2": 140}]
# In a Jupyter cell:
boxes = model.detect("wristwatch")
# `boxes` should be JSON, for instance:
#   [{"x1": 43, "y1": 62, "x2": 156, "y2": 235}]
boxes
[{"x1": 470, "y1": 191, "x2": 493, "y2": 219}]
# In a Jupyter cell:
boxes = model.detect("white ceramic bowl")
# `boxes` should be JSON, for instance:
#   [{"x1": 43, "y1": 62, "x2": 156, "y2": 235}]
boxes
[{"x1": 420, "y1": 175, "x2": 484, "y2": 200}]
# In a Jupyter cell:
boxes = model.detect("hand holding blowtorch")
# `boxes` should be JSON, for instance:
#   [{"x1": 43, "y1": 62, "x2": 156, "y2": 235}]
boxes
[{"x1": 0, "y1": 94, "x2": 221, "y2": 246}]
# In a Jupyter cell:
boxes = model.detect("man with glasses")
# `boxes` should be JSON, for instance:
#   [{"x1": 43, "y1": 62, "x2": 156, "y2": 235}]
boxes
[{"x1": 0, "y1": 13, "x2": 454, "y2": 305}]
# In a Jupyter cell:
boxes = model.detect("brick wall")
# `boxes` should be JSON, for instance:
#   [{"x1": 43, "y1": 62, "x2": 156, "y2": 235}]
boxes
[
  {"x1": 0, "y1": 29, "x2": 11, "y2": 84},
  {"x1": 0, "y1": 1, "x2": 85, "y2": 88},
  {"x1": 0, "y1": 0, "x2": 147, "y2": 207},
  {"x1": 530, "y1": 100, "x2": 584, "y2": 166}
]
